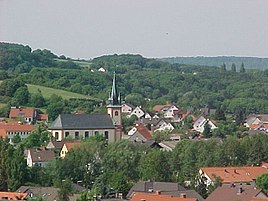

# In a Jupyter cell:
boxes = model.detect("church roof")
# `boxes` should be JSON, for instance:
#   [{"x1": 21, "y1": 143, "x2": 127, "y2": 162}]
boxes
[
  {"x1": 49, "y1": 114, "x2": 115, "y2": 130},
  {"x1": 108, "y1": 72, "x2": 121, "y2": 106}
]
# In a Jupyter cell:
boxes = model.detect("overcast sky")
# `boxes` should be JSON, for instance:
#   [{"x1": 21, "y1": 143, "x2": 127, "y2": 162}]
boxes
[{"x1": 1, "y1": 0, "x2": 268, "y2": 59}]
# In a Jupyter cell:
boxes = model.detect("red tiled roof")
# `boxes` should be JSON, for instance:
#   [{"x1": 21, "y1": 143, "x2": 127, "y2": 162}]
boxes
[
  {"x1": 130, "y1": 192, "x2": 197, "y2": 201},
  {"x1": 153, "y1": 104, "x2": 172, "y2": 112},
  {"x1": 65, "y1": 142, "x2": 81, "y2": 150},
  {"x1": 201, "y1": 166, "x2": 268, "y2": 183},
  {"x1": 135, "y1": 123, "x2": 153, "y2": 140},
  {"x1": 9, "y1": 107, "x2": 35, "y2": 118},
  {"x1": 0, "y1": 122, "x2": 34, "y2": 138},
  {"x1": 0, "y1": 192, "x2": 28, "y2": 200}
]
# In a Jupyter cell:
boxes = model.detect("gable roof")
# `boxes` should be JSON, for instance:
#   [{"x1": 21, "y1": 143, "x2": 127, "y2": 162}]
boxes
[
  {"x1": 130, "y1": 192, "x2": 197, "y2": 201},
  {"x1": 28, "y1": 148, "x2": 55, "y2": 162},
  {"x1": 46, "y1": 140, "x2": 73, "y2": 150},
  {"x1": 17, "y1": 186, "x2": 58, "y2": 201},
  {"x1": 153, "y1": 104, "x2": 173, "y2": 112},
  {"x1": 64, "y1": 142, "x2": 81, "y2": 150},
  {"x1": 9, "y1": 107, "x2": 35, "y2": 118},
  {"x1": 206, "y1": 184, "x2": 265, "y2": 201},
  {"x1": 135, "y1": 123, "x2": 153, "y2": 140},
  {"x1": 200, "y1": 166, "x2": 268, "y2": 183},
  {"x1": 49, "y1": 114, "x2": 114, "y2": 130}
]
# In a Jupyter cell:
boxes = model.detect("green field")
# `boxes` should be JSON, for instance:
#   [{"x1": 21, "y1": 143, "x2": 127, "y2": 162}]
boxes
[{"x1": 27, "y1": 84, "x2": 98, "y2": 100}]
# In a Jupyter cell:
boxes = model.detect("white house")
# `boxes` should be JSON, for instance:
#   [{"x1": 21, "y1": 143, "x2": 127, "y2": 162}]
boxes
[
  {"x1": 130, "y1": 106, "x2": 145, "y2": 119},
  {"x1": 154, "y1": 122, "x2": 174, "y2": 132},
  {"x1": 121, "y1": 103, "x2": 134, "y2": 114},
  {"x1": 193, "y1": 116, "x2": 217, "y2": 133},
  {"x1": 27, "y1": 148, "x2": 55, "y2": 167}
]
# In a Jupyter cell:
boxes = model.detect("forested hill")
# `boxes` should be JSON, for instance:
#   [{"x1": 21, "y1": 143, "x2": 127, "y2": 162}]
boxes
[
  {"x1": 161, "y1": 56, "x2": 268, "y2": 70},
  {"x1": 1, "y1": 42, "x2": 268, "y2": 117}
]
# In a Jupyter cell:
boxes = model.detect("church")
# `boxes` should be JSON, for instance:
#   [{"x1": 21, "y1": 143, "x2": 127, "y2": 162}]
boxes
[{"x1": 48, "y1": 72, "x2": 122, "y2": 142}]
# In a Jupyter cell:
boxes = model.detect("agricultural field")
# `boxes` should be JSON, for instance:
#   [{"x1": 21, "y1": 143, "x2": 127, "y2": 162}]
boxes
[{"x1": 27, "y1": 84, "x2": 97, "y2": 100}]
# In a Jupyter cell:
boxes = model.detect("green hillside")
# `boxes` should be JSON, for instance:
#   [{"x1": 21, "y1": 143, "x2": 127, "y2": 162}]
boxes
[{"x1": 27, "y1": 84, "x2": 98, "y2": 100}]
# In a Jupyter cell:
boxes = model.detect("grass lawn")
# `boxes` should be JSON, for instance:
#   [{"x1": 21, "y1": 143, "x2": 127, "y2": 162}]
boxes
[{"x1": 27, "y1": 84, "x2": 98, "y2": 100}]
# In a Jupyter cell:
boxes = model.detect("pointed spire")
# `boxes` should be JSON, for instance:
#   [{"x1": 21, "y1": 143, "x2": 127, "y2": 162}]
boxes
[{"x1": 108, "y1": 72, "x2": 121, "y2": 106}]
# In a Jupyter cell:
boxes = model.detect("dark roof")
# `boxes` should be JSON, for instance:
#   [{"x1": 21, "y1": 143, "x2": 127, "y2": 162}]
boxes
[
  {"x1": 46, "y1": 140, "x2": 66, "y2": 149},
  {"x1": 206, "y1": 184, "x2": 265, "y2": 201},
  {"x1": 28, "y1": 149, "x2": 55, "y2": 162},
  {"x1": 16, "y1": 186, "x2": 58, "y2": 201},
  {"x1": 49, "y1": 114, "x2": 115, "y2": 130},
  {"x1": 127, "y1": 181, "x2": 186, "y2": 198}
]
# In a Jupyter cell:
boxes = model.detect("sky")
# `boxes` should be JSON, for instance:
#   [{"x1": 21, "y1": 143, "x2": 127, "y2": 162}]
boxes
[{"x1": 1, "y1": 0, "x2": 268, "y2": 59}]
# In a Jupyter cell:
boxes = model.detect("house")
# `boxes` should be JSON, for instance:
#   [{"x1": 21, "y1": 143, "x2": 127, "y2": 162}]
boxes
[
  {"x1": 46, "y1": 140, "x2": 66, "y2": 150},
  {"x1": 27, "y1": 148, "x2": 56, "y2": 167},
  {"x1": 145, "y1": 112, "x2": 153, "y2": 119},
  {"x1": 0, "y1": 192, "x2": 28, "y2": 200},
  {"x1": 127, "y1": 181, "x2": 203, "y2": 201},
  {"x1": 129, "y1": 192, "x2": 197, "y2": 201},
  {"x1": 0, "y1": 122, "x2": 34, "y2": 140},
  {"x1": 9, "y1": 107, "x2": 37, "y2": 124},
  {"x1": 245, "y1": 114, "x2": 268, "y2": 128},
  {"x1": 130, "y1": 106, "x2": 145, "y2": 119},
  {"x1": 153, "y1": 104, "x2": 175, "y2": 113},
  {"x1": 206, "y1": 184, "x2": 268, "y2": 201},
  {"x1": 48, "y1": 114, "x2": 117, "y2": 142},
  {"x1": 121, "y1": 103, "x2": 135, "y2": 114},
  {"x1": 159, "y1": 140, "x2": 180, "y2": 151},
  {"x1": 60, "y1": 142, "x2": 81, "y2": 158},
  {"x1": 153, "y1": 104, "x2": 182, "y2": 121},
  {"x1": 16, "y1": 185, "x2": 84, "y2": 201},
  {"x1": 199, "y1": 166, "x2": 268, "y2": 186},
  {"x1": 193, "y1": 116, "x2": 217, "y2": 133},
  {"x1": 249, "y1": 123, "x2": 268, "y2": 135},
  {"x1": 9, "y1": 107, "x2": 48, "y2": 124},
  {"x1": 128, "y1": 123, "x2": 153, "y2": 142},
  {"x1": 154, "y1": 122, "x2": 174, "y2": 132},
  {"x1": 154, "y1": 119, "x2": 173, "y2": 132},
  {"x1": 98, "y1": 67, "x2": 107, "y2": 72}
]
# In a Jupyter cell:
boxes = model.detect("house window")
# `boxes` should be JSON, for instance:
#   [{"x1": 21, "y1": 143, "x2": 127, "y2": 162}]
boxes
[
  {"x1": 75, "y1": 132, "x2": 79, "y2": 139},
  {"x1": 94, "y1": 131, "x2": 99, "y2": 135},
  {"x1": 55, "y1": 132, "x2": 59, "y2": 140},
  {"x1": 85, "y1": 131, "x2": 89, "y2": 138},
  {"x1": 104, "y1": 131, "x2": 109, "y2": 140},
  {"x1": 65, "y1": 132, "x2": 69, "y2": 138},
  {"x1": 115, "y1": 111, "x2": 119, "y2": 116}
]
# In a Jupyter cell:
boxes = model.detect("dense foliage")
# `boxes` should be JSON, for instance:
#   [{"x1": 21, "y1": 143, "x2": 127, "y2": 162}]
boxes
[
  {"x1": 1, "y1": 43, "x2": 268, "y2": 120},
  {"x1": 162, "y1": 56, "x2": 268, "y2": 70}
]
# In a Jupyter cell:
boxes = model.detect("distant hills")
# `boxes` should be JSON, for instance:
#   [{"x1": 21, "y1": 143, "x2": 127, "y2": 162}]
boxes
[{"x1": 160, "y1": 56, "x2": 268, "y2": 70}]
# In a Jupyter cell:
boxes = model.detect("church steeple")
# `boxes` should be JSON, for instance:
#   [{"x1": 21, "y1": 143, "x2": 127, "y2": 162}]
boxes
[
  {"x1": 108, "y1": 72, "x2": 121, "y2": 106},
  {"x1": 107, "y1": 72, "x2": 122, "y2": 141}
]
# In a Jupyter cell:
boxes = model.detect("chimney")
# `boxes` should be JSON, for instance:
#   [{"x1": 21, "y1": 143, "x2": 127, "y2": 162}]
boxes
[
  {"x1": 140, "y1": 199, "x2": 146, "y2": 201},
  {"x1": 156, "y1": 191, "x2": 161, "y2": 195},
  {"x1": 180, "y1": 193, "x2": 186, "y2": 198},
  {"x1": 237, "y1": 187, "x2": 243, "y2": 194}
]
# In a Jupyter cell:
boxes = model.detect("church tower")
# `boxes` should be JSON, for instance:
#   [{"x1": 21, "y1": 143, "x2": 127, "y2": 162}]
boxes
[{"x1": 107, "y1": 72, "x2": 122, "y2": 139}]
